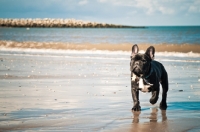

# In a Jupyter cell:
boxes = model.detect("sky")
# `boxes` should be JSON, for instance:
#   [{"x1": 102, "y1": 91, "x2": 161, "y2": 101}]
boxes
[{"x1": 0, "y1": 0, "x2": 200, "y2": 26}]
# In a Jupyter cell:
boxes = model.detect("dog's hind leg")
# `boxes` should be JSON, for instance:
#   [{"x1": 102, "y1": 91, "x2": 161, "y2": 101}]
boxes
[{"x1": 160, "y1": 70, "x2": 168, "y2": 110}]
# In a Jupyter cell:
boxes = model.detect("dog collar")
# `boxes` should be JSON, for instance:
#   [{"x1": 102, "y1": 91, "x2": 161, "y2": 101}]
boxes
[{"x1": 144, "y1": 66, "x2": 152, "y2": 79}]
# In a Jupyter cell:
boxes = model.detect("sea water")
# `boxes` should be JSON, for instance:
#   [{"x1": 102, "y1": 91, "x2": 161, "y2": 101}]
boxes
[{"x1": 0, "y1": 26, "x2": 200, "y2": 44}]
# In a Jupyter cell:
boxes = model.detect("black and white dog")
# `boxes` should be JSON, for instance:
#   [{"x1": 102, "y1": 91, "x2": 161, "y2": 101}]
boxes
[{"x1": 130, "y1": 44, "x2": 168, "y2": 111}]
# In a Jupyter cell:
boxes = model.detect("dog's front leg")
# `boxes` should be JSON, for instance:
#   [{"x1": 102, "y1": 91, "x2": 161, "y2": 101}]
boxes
[{"x1": 131, "y1": 81, "x2": 141, "y2": 111}]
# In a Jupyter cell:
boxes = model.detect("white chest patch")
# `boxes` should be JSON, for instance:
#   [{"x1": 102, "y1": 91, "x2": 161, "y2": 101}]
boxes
[
  {"x1": 139, "y1": 78, "x2": 144, "y2": 89},
  {"x1": 139, "y1": 78, "x2": 153, "y2": 93},
  {"x1": 131, "y1": 73, "x2": 153, "y2": 92},
  {"x1": 131, "y1": 74, "x2": 137, "y2": 81}
]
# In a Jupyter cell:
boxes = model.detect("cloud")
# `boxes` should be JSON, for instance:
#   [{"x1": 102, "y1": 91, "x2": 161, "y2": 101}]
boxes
[
  {"x1": 134, "y1": 0, "x2": 157, "y2": 15},
  {"x1": 78, "y1": 0, "x2": 88, "y2": 5},
  {"x1": 189, "y1": 6, "x2": 200, "y2": 13},
  {"x1": 119, "y1": 0, "x2": 176, "y2": 15},
  {"x1": 0, "y1": 0, "x2": 200, "y2": 25},
  {"x1": 98, "y1": 0, "x2": 107, "y2": 3},
  {"x1": 96, "y1": 0, "x2": 200, "y2": 15},
  {"x1": 188, "y1": 0, "x2": 200, "y2": 13},
  {"x1": 158, "y1": 6, "x2": 174, "y2": 15}
]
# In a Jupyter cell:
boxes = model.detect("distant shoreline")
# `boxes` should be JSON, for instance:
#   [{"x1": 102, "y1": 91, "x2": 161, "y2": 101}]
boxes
[{"x1": 0, "y1": 18, "x2": 145, "y2": 28}]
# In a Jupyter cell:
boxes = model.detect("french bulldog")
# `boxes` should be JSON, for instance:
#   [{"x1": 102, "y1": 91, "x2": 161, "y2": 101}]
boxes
[{"x1": 130, "y1": 44, "x2": 168, "y2": 111}]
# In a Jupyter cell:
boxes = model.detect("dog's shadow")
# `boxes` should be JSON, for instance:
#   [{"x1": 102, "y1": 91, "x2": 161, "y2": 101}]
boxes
[{"x1": 132, "y1": 107, "x2": 167, "y2": 123}]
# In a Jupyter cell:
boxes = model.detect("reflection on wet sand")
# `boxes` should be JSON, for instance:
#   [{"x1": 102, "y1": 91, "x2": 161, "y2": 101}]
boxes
[
  {"x1": 132, "y1": 108, "x2": 167, "y2": 123},
  {"x1": 130, "y1": 108, "x2": 169, "y2": 132},
  {"x1": 132, "y1": 111, "x2": 140, "y2": 123}
]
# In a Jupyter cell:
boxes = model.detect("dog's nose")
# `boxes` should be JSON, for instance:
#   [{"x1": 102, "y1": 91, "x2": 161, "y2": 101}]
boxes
[{"x1": 135, "y1": 62, "x2": 139, "y2": 65}]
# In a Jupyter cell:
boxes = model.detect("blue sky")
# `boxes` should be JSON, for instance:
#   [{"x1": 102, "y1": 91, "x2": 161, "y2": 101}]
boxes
[{"x1": 0, "y1": 0, "x2": 200, "y2": 26}]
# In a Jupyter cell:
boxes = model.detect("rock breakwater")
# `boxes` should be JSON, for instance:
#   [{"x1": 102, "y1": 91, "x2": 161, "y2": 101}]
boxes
[{"x1": 0, "y1": 18, "x2": 144, "y2": 28}]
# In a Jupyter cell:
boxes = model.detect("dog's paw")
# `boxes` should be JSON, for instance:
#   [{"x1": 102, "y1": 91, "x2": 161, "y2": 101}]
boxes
[
  {"x1": 132, "y1": 105, "x2": 141, "y2": 111},
  {"x1": 160, "y1": 102, "x2": 167, "y2": 110},
  {"x1": 149, "y1": 91, "x2": 159, "y2": 104}
]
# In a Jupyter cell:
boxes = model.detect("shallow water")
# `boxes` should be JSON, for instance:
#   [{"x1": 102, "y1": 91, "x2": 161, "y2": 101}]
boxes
[{"x1": 0, "y1": 50, "x2": 200, "y2": 131}]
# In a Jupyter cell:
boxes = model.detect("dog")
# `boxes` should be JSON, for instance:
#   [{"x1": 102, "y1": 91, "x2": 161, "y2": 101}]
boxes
[{"x1": 130, "y1": 44, "x2": 168, "y2": 111}]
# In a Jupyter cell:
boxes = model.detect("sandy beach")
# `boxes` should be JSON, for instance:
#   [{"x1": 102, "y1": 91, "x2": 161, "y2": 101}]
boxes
[
  {"x1": 1, "y1": 40, "x2": 200, "y2": 53},
  {"x1": 0, "y1": 49, "x2": 200, "y2": 131}
]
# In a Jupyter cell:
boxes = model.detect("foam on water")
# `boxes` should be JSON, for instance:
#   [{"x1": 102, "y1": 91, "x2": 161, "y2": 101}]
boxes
[
  {"x1": 0, "y1": 47, "x2": 200, "y2": 57},
  {"x1": 1, "y1": 47, "x2": 200, "y2": 63}
]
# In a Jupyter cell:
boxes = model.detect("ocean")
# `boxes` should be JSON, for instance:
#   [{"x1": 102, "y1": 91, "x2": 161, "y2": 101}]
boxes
[{"x1": 1, "y1": 26, "x2": 200, "y2": 44}]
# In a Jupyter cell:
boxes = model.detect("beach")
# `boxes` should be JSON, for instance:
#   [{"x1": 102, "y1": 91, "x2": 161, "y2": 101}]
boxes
[
  {"x1": 0, "y1": 26, "x2": 200, "y2": 131},
  {"x1": 0, "y1": 48, "x2": 200, "y2": 131}
]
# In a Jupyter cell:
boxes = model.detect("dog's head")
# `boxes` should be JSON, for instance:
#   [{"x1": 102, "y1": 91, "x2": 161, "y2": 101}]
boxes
[{"x1": 130, "y1": 44, "x2": 155, "y2": 77}]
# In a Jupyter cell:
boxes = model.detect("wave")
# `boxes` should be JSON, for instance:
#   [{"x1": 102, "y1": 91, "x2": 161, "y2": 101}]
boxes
[
  {"x1": 1, "y1": 50, "x2": 200, "y2": 63},
  {"x1": 0, "y1": 40, "x2": 200, "y2": 58}
]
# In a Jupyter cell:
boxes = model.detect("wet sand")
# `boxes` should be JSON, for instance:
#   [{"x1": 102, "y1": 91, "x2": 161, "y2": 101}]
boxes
[
  {"x1": 1, "y1": 40, "x2": 200, "y2": 53},
  {"x1": 0, "y1": 49, "x2": 200, "y2": 131}
]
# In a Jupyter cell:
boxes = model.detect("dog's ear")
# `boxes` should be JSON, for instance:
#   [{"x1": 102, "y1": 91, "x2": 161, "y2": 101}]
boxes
[
  {"x1": 145, "y1": 46, "x2": 155, "y2": 60},
  {"x1": 131, "y1": 44, "x2": 139, "y2": 56}
]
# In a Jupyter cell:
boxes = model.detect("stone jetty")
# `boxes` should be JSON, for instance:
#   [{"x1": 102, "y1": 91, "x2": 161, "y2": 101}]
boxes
[{"x1": 0, "y1": 18, "x2": 144, "y2": 28}]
